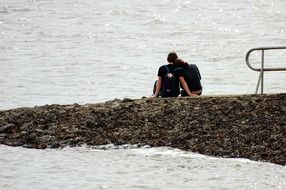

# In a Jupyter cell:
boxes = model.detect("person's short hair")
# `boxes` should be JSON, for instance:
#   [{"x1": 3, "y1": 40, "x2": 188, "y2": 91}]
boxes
[
  {"x1": 167, "y1": 52, "x2": 178, "y2": 63},
  {"x1": 174, "y1": 58, "x2": 186, "y2": 65}
]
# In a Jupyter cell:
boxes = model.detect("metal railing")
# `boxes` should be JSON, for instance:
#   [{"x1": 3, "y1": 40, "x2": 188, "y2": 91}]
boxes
[{"x1": 245, "y1": 46, "x2": 286, "y2": 94}]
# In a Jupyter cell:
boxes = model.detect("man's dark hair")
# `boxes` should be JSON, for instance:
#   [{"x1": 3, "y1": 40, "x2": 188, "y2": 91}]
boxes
[{"x1": 167, "y1": 52, "x2": 178, "y2": 63}]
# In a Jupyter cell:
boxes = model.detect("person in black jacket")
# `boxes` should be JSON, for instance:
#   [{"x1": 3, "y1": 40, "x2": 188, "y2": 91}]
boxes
[
  {"x1": 153, "y1": 52, "x2": 193, "y2": 97},
  {"x1": 174, "y1": 58, "x2": 203, "y2": 96}
]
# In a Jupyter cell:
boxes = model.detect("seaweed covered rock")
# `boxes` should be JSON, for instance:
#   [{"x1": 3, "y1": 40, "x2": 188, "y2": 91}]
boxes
[{"x1": 0, "y1": 94, "x2": 286, "y2": 165}]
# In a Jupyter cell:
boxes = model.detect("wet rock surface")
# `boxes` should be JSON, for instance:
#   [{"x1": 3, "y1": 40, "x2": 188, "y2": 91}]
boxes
[{"x1": 0, "y1": 94, "x2": 286, "y2": 165}]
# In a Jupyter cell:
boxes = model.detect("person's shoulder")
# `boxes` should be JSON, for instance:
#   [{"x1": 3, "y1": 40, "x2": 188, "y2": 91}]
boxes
[
  {"x1": 158, "y1": 64, "x2": 168, "y2": 76},
  {"x1": 174, "y1": 65, "x2": 184, "y2": 75},
  {"x1": 182, "y1": 62, "x2": 190, "y2": 68},
  {"x1": 159, "y1": 64, "x2": 167, "y2": 68},
  {"x1": 174, "y1": 64, "x2": 184, "y2": 70},
  {"x1": 158, "y1": 64, "x2": 168, "y2": 71}
]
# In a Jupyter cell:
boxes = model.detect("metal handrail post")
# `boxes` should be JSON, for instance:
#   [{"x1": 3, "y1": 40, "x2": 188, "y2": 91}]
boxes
[
  {"x1": 245, "y1": 46, "x2": 286, "y2": 94},
  {"x1": 261, "y1": 50, "x2": 264, "y2": 94},
  {"x1": 255, "y1": 72, "x2": 262, "y2": 94}
]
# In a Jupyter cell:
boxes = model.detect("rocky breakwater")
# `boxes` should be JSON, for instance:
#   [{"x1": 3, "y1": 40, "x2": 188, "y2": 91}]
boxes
[{"x1": 0, "y1": 94, "x2": 286, "y2": 165}]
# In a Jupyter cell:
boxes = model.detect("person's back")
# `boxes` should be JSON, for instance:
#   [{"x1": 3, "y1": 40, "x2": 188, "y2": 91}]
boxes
[
  {"x1": 158, "y1": 64, "x2": 183, "y2": 97},
  {"x1": 183, "y1": 63, "x2": 202, "y2": 91},
  {"x1": 175, "y1": 59, "x2": 203, "y2": 96},
  {"x1": 153, "y1": 52, "x2": 184, "y2": 98}
]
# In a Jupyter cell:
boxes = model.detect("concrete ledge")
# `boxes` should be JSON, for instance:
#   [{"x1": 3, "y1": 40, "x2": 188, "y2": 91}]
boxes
[{"x1": 0, "y1": 94, "x2": 285, "y2": 165}]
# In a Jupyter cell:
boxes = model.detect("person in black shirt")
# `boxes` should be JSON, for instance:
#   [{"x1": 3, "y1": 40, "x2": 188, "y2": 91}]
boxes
[
  {"x1": 175, "y1": 59, "x2": 203, "y2": 96},
  {"x1": 153, "y1": 52, "x2": 193, "y2": 97}
]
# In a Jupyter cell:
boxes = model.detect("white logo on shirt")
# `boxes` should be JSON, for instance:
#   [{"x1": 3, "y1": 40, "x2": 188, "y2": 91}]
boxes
[{"x1": 167, "y1": 73, "x2": 174, "y2": 78}]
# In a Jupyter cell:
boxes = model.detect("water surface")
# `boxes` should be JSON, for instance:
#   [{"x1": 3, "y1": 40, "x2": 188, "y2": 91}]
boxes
[
  {"x1": 0, "y1": 145, "x2": 285, "y2": 190},
  {"x1": 0, "y1": 0, "x2": 286, "y2": 109}
]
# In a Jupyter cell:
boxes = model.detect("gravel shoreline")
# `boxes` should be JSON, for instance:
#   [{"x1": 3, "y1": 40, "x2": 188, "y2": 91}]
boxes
[{"x1": 0, "y1": 94, "x2": 285, "y2": 165}]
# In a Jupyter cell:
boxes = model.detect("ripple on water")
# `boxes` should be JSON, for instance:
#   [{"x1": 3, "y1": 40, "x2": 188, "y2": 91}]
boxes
[{"x1": 0, "y1": 145, "x2": 285, "y2": 190}]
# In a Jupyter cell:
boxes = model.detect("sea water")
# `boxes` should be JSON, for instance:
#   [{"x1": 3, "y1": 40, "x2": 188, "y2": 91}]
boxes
[
  {"x1": 0, "y1": 0, "x2": 286, "y2": 189},
  {"x1": 0, "y1": 145, "x2": 285, "y2": 190},
  {"x1": 1, "y1": 0, "x2": 286, "y2": 109}
]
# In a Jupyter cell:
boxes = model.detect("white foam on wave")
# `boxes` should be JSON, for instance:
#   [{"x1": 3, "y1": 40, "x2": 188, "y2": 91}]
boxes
[{"x1": 1, "y1": 144, "x2": 286, "y2": 190}]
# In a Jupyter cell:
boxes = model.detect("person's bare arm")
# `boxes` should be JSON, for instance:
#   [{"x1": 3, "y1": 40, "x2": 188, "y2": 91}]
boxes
[
  {"x1": 153, "y1": 77, "x2": 162, "y2": 97},
  {"x1": 179, "y1": 76, "x2": 196, "y2": 96}
]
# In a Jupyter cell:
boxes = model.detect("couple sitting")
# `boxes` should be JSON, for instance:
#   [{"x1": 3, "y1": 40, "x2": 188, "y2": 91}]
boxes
[{"x1": 153, "y1": 52, "x2": 202, "y2": 97}]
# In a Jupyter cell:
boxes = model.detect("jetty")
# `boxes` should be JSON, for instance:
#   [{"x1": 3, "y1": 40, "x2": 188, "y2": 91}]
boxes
[{"x1": 0, "y1": 94, "x2": 285, "y2": 165}]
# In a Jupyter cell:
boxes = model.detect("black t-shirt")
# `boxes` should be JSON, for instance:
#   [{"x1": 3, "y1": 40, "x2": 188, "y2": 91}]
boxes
[
  {"x1": 157, "y1": 64, "x2": 183, "y2": 78},
  {"x1": 157, "y1": 64, "x2": 184, "y2": 96},
  {"x1": 181, "y1": 63, "x2": 202, "y2": 91}
]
